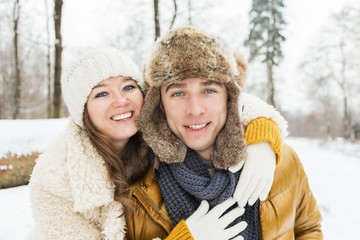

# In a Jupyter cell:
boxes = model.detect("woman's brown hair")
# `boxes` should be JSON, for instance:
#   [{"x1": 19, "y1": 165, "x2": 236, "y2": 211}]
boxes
[{"x1": 83, "y1": 107, "x2": 149, "y2": 212}]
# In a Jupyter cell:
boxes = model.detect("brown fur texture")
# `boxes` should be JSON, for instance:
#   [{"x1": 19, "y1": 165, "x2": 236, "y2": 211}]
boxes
[
  {"x1": 137, "y1": 26, "x2": 247, "y2": 170},
  {"x1": 234, "y1": 53, "x2": 248, "y2": 89}
]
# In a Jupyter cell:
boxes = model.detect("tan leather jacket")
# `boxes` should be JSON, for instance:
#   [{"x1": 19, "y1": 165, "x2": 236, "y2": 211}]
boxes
[{"x1": 126, "y1": 144, "x2": 322, "y2": 240}]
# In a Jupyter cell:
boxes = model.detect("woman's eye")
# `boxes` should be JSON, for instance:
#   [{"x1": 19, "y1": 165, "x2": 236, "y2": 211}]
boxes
[
  {"x1": 95, "y1": 92, "x2": 107, "y2": 98},
  {"x1": 205, "y1": 89, "x2": 215, "y2": 94},
  {"x1": 124, "y1": 85, "x2": 135, "y2": 91}
]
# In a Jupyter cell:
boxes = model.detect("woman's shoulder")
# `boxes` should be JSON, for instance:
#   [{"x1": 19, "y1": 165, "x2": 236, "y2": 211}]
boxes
[{"x1": 29, "y1": 121, "x2": 80, "y2": 193}]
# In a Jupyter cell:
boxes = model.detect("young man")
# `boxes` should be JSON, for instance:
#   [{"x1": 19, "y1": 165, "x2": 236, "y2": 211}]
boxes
[{"x1": 128, "y1": 26, "x2": 322, "y2": 240}]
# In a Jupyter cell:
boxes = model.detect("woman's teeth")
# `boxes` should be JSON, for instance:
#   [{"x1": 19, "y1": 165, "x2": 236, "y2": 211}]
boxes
[{"x1": 111, "y1": 112, "x2": 132, "y2": 121}]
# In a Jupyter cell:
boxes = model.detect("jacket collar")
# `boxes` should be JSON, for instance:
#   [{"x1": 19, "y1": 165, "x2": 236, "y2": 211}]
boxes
[{"x1": 130, "y1": 166, "x2": 173, "y2": 233}]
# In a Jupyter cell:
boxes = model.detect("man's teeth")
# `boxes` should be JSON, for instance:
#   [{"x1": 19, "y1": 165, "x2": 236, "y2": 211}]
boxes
[
  {"x1": 112, "y1": 112, "x2": 132, "y2": 121},
  {"x1": 188, "y1": 124, "x2": 207, "y2": 130}
]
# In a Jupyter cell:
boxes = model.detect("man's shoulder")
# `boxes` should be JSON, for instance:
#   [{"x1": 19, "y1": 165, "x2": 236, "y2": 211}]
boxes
[
  {"x1": 269, "y1": 144, "x2": 301, "y2": 196},
  {"x1": 278, "y1": 144, "x2": 302, "y2": 171}
]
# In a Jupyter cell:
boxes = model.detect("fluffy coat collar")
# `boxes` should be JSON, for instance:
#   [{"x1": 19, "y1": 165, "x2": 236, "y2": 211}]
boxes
[
  {"x1": 64, "y1": 119, "x2": 115, "y2": 212},
  {"x1": 29, "y1": 119, "x2": 127, "y2": 239}
]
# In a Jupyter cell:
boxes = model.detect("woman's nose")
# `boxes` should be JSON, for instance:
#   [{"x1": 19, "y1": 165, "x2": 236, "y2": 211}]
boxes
[{"x1": 112, "y1": 93, "x2": 129, "y2": 107}]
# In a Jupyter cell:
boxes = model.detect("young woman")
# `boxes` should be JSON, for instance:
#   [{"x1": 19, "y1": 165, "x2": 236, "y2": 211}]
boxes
[{"x1": 29, "y1": 46, "x2": 287, "y2": 239}]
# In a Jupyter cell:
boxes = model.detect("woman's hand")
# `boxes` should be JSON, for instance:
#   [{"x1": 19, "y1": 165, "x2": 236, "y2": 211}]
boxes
[{"x1": 229, "y1": 142, "x2": 276, "y2": 207}]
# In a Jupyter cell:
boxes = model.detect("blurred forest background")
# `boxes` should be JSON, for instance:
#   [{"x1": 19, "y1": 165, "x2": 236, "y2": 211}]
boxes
[{"x1": 0, "y1": 0, "x2": 359, "y2": 141}]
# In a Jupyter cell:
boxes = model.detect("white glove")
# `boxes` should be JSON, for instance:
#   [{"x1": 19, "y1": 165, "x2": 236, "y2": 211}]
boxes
[
  {"x1": 186, "y1": 198, "x2": 247, "y2": 240},
  {"x1": 229, "y1": 142, "x2": 276, "y2": 207}
]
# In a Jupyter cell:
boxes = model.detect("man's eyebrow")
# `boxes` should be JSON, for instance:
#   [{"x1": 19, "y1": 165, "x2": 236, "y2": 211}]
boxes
[
  {"x1": 201, "y1": 81, "x2": 222, "y2": 87},
  {"x1": 165, "y1": 83, "x2": 186, "y2": 93}
]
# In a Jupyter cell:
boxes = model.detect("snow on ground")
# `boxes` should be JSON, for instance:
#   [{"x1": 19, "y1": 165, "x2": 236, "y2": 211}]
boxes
[
  {"x1": 0, "y1": 119, "x2": 359, "y2": 239},
  {"x1": 287, "y1": 138, "x2": 360, "y2": 239},
  {"x1": 0, "y1": 185, "x2": 33, "y2": 240},
  {"x1": 0, "y1": 118, "x2": 69, "y2": 158}
]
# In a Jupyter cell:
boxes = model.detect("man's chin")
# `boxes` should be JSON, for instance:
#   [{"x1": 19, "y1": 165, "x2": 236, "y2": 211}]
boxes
[{"x1": 184, "y1": 143, "x2": 212, "y2": 153}]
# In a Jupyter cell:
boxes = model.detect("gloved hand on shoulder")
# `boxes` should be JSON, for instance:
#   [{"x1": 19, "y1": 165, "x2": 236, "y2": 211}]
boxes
[{"x1": 229, "y1": 142, "x2": 276, "y2": 207}]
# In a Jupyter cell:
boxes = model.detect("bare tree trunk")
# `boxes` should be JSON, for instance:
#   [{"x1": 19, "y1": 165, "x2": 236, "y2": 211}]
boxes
[
  {"x1": 53, "y1": 0, "x2": 63, "y2": 118},
  {"x1": 154, "y1": 0, "x2": 160, "y2": 41},
  {"x1": 342, "y1": 92, "x2": 350, "y2": 138},
  {"x1": 322, "y1": 99, "x2": 333, "y2": 140},
  {"x1": 339, "y1": 34, "x2": 351, "y2": 139},
  {"x1": 45, "y1": 0, "x2": 52, "y2": 118},
  {"x1": 12, "y1": 0, "x2": 21, "y2": 119},
  {"x1": 265, "y1": 19, "x2": 276, "y2": 108},
  {"x1": 266, "y1": 59, "x2": 275, "y2": 107},
  {"x1": 188, "y1": 0, "x2": 192, "y2": 25},
  {"x1": 169, "y1": 0, "x2": 177, "y2": 30}
]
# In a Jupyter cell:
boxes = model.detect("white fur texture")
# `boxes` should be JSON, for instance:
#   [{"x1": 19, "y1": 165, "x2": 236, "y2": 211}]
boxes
[
  {"x1": 28, "y1": 119, "x2": 125, "y2": 240},
  {"x1": 240, "y1": 93, "x2": 289, "y2": 138}
]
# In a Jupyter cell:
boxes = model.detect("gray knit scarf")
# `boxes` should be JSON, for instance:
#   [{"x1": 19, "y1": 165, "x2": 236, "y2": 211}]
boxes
[{"x1": 151, "y1": 149, "x2": 260, "y2": 239}]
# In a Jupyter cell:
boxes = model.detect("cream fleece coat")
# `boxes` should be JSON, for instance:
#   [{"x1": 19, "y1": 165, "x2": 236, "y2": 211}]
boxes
[
  {"x1": 28, "y1": 93, "x2": 287, "y2": 240},
  {"x1": 29, "y1": 119, "x2": 126, "y2": 240},
  {"x1": 241, "y1": 92, "x2": 288, "y2": 139}
]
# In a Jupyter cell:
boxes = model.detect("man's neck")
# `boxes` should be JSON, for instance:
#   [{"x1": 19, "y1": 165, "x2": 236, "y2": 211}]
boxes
[{"x1": 196, "y1": 149, "x2": 213, "y2": 166}]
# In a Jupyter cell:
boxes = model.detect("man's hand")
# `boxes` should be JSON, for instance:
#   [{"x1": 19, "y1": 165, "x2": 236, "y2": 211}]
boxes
[
  {"x1": 229, "y1": 142, "x2": 276, "y2": 207},
  {"x1": 186, "y1": 198, "x2": 247, "y2": 240}
]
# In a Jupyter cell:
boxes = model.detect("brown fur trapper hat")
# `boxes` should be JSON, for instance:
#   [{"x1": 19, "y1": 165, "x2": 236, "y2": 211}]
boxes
[
  {"x1": 234, "y1": 53, "x2": 248, "y2": 89},
  {"x1": 137, "y1": 26, "x2": 247, "y2": 170}
]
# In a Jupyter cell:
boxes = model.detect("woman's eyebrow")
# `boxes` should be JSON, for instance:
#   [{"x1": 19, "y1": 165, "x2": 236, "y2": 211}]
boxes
[
  {"x1": 92, "y1": 84, "x2": 106, "y2": 89},
  {"x1": 123, "y1": 77, "x2": 134, "y2": 82}
]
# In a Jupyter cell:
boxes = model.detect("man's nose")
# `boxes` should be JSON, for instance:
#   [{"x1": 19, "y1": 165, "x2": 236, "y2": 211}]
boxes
[{"x1": 185, "y1": 94, "x2": 205, "y2": 116}]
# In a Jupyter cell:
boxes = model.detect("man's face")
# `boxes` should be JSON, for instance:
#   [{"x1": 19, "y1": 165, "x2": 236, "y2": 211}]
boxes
[{"x1": 161, "y1": 77, "x2": 227, "y2": 159}]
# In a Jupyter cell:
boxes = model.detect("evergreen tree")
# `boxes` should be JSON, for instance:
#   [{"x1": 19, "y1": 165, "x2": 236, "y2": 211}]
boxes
[{"x1": 245, "y1": 0, "x2": 286, "y2": 107}]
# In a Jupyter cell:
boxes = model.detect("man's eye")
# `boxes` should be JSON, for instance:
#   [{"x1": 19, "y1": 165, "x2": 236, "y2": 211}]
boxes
[
  {"x1": 173, "y1": 92, "x2": 183, "y2": 97},
  {"x1": 95, "y1": 92, "x2": 107, "y2": 98},
  {"x1": 124, "y1": 85, "x2": 135, "y2": 91},
  {"x1": 205, "y1": 89, "x2": 215, "y2": 94}
]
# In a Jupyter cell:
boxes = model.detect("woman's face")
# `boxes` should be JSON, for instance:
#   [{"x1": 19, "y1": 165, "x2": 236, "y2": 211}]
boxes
[{"x1": 86, "y1": 76, "x2": 143, "y2": 151}]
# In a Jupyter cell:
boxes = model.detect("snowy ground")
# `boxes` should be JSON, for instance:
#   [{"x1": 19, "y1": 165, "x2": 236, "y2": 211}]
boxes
[{"x1": 0, "y1": 119, "x2": 359, "y2": 239}]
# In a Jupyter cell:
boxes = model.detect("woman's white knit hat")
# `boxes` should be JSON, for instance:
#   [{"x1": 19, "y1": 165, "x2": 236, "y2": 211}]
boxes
[{"x1": 61, "y1": 46, "x2": 143, "y2": 128}]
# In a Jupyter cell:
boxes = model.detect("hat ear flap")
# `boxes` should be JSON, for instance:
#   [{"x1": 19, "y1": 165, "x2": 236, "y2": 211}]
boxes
[
  {"x1": 136, "y1": 87, "x2": 187, "y2": 164},
  {"x1": 212, "y1": 81, "x2": 247, "y2": 170}
]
